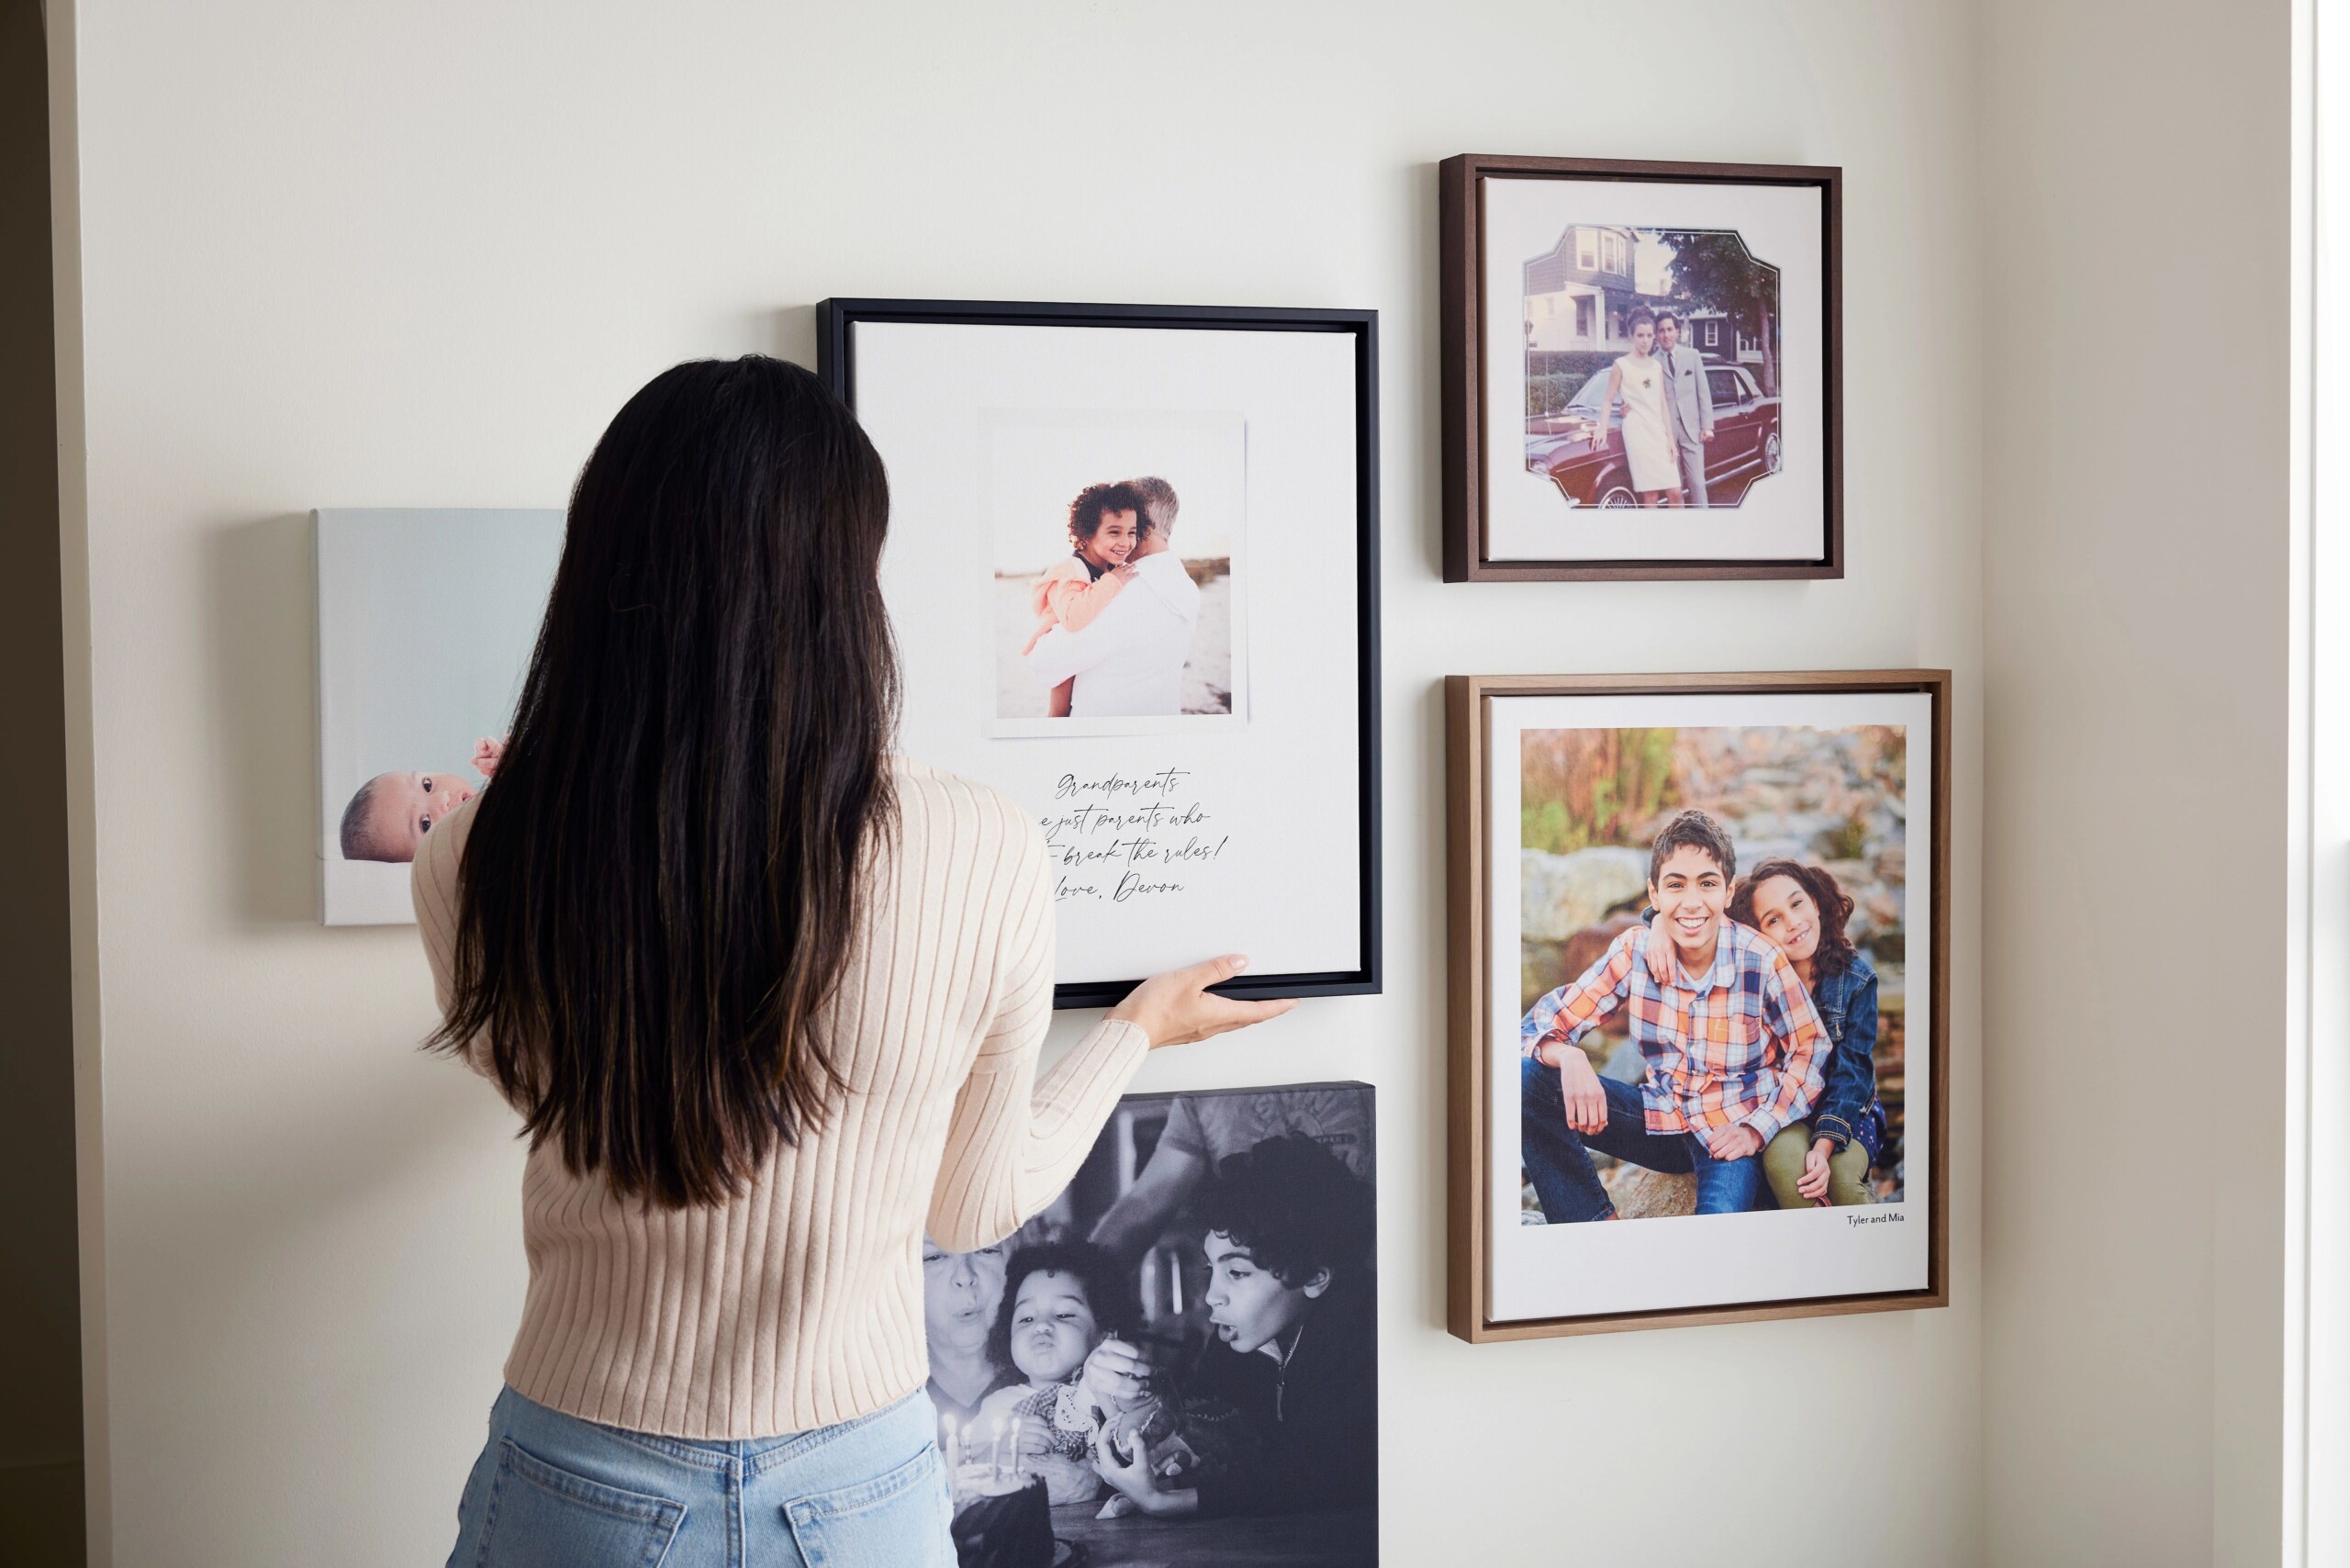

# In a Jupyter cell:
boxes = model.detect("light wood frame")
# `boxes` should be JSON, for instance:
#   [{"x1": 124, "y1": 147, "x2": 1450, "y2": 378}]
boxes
[{"x1": 1446, "y1": 670, "x2": 1950, "y2": 1342}]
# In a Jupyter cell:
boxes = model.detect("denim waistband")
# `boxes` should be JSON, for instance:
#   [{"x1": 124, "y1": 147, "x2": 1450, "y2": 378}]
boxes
[{"x1": 496, "y1": 1383, "x2": 932, "y2": 1479}]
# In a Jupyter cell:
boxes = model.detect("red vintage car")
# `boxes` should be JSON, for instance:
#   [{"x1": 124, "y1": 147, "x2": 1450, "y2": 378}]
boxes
[{"x1": 1524, "y1": 362, "x2": 1782, "y2": 508}]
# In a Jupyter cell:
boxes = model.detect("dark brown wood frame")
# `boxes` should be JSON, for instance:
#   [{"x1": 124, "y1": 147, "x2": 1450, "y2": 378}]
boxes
[
  {"x1": 1439, "y1": 154, "x2": 1844, "y2": 582},
  {"x1": 1445, "y1": 670, "x2": 1950, "y2": 1342}
]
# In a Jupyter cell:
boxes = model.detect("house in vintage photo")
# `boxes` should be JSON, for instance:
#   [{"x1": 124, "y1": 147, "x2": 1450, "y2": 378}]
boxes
[
  {"x1": 1522, "y1": 224, "x2": 1767, "y2": 371},
  {"x1": 1521, "y1": 223, "x2": 1646, "y2": 355},
  {"x1": 1677, "y1": 306, "x2": 1767, "y2": 370}
]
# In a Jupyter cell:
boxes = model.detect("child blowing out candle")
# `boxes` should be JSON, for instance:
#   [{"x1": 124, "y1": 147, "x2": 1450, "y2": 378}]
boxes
[{"x1": 964, "y1": 1241, "x2": 1141, "y2": 1506}]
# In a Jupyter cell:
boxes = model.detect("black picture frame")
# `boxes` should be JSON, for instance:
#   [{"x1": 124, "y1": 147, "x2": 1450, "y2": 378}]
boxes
[
  {"x1": 1439, "y1": 154, "x2": 1844, "y2": 582},
  {"x1": 817, "y1": 297, "x2": 1383, "y2": 1009}
]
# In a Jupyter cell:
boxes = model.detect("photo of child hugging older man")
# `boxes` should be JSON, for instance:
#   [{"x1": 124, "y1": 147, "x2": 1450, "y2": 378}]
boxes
[{"x1": 1516, "y1": 723, "x2": 1908, "y2": 1225}]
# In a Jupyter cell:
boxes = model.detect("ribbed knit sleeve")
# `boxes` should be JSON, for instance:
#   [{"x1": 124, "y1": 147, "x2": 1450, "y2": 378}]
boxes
[
  {"x1": 411, "y1": 811, "x2": 460, "y2": 1009},
  {"x1": 925, "y1": 823, "x2": 1150, "y2": 1250},
  {"x1": 410, "y1": 799, "x2": 497, "y2": 1081}
]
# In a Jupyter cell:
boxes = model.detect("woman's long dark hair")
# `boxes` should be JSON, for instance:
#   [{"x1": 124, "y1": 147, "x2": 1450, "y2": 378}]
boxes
[
  {"x1": 1728, "y1": 857, "x2": 1859, "y2": 980},
  {"x1": 428, "y1": 356, "x2": 899, "y2": 1209}
]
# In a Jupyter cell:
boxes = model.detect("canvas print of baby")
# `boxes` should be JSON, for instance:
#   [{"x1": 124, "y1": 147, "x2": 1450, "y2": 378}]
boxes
[{"x1": 338, "y1": 735, "x2": 505, "y2": 865}]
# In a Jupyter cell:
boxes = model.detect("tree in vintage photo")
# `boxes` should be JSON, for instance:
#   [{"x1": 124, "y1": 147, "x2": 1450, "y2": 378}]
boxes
[{"x1": 1654, "y1": 229, "x2": 1782, "y2": 397}]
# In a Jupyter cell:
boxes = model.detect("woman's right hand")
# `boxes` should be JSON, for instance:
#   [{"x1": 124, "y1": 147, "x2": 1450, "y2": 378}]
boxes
[{"x1": 1108, "y1": 955, "x2": 1293, "y2": 1048}]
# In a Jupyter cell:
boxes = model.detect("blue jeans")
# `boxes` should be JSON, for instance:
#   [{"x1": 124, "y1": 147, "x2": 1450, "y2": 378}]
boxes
[
  {"x1": 1520, "y1": 1056, "x2": 1764, "y2": 1221},
  {"x1": 445, "y1": 1384, "x2": 953, "y2": 1568}
]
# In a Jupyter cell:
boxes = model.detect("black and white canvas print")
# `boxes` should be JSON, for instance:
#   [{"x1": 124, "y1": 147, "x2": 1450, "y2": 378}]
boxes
[
  {"x1": 923, "y1": 1082, "x2": 1377, "y2": 1567},
  {"x1": 987, "y1": 411, "x2": 1248, "y2": 735},
  {"x1": 313, "y1": 508, "x2": 562, "y2": 924}
]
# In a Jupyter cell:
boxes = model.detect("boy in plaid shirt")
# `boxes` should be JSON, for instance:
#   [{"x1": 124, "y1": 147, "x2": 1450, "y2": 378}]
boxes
[{"x1": 1519, "y1": 809, "x2": 1826, "y2": 1221}]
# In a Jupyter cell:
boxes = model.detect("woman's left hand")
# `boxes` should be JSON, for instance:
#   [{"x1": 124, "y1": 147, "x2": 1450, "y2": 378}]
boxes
[{"x1": 1109, "y1": 956, "x2": 1294, "y2": 1049}]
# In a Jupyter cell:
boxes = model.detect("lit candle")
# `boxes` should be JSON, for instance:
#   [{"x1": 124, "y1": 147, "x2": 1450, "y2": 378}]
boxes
[
  {"x1": 1009, "y1": 1416, "x2": 1024, "y2": 1475},
  {"x1": 943, "y1": 1414, "x2": 960, "y2": 1491}
]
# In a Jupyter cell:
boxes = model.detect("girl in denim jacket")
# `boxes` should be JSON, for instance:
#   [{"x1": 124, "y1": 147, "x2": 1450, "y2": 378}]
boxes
[{"x1": 1729, "y1": 858, "x2": 1886, "y2": 1206}]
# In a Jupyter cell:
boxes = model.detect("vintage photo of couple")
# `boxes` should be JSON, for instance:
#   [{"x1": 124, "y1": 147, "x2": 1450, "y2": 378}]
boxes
[
  {"x1": 1515, "y1": 724, "x2": 1910, "y2": 1223},
  {"x1": 922, "y1": 1085, "x2": 1377, "y2": 1566},
  {"x1": 990, "y1": 414, "x2": 1243, "y2": 732},
  {"x1": 1521, "y1": 224, "x2": 1785, "y2": 511}
]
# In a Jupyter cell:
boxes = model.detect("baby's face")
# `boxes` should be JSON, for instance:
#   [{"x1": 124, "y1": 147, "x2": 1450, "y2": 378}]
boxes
[
  {"x1": 370, "y1": 771, "x2": 475, "y2": 860},
  {"x1": 1007, "y1": 1269, "x2": 1098, "y2": 1383}
]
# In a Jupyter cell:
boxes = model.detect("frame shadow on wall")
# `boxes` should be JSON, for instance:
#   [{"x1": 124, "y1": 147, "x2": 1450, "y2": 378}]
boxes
[{"x1": 207, "y1": 510, "x2": 325, "y2": 926}]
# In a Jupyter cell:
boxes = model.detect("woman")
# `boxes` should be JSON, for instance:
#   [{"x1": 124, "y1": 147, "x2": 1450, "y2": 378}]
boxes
[
  {"x1": 1728, "y1": 858, "x2": 1886, "y2": 1208},
  {"x1": 1597, "y1": 307, "x2": 1683, "y2": 507},
  {"x1": 418, "y1": 356, "x2": 1288, "y2": 1566},
  {"x1": 922, "y1": 1238, "x2": 1015, "y2": 1440}
]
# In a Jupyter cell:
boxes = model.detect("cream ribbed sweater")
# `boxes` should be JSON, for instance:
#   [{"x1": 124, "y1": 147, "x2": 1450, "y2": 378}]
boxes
[{"x1": 411, "y1": 760, "x2": 1149, "y2": 1439}]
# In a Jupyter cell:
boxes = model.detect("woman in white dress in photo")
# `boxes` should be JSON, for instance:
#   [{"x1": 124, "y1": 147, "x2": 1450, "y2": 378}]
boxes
[{"x1": 1598, "y1": 307, "x2": 1684, "y2": 508}]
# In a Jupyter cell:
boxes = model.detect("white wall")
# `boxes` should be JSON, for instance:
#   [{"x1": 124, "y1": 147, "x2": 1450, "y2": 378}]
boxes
[
  {"x1": 55, "y1": 3, "x2": 1986, "y2": 1562},
  {"x1": 1979, "y1": 2, "x2": 2296, "y2": 1563}
]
